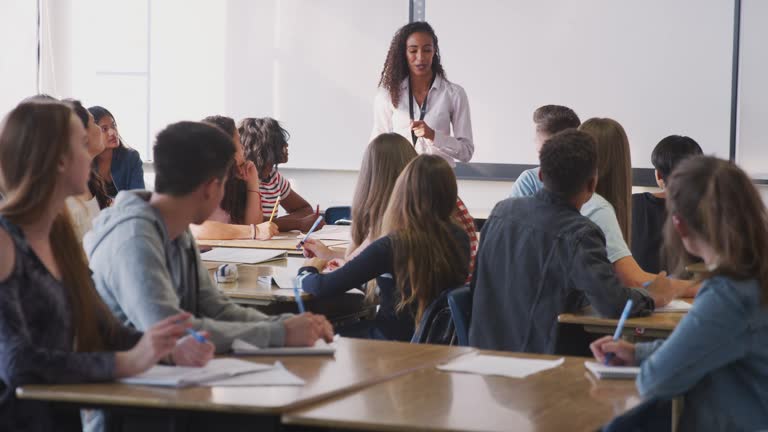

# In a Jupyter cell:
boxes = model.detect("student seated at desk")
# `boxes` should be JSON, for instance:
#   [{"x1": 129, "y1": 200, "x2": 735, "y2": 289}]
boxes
[
  {"x1": 190, "y1": 115, "x2": 278, "y2": 240},
  {"x1": 0, "y1": 101, "x2": 214, "y2": 432},
  {"x1": 88, "y1": 106, "x2": 145, "y2": 197},
  {"x1": 298, "y1": 155, "x2": 470, "y2": 341},
  {"x1": 591, "y1": 156, "x2": 768, "y2": 432},
  {"x1": 470, "y1": 130, "x2": 678, "y2": 354},
  {"x1": 85, "y1": 121, "x2": 333, "y2": 354},
  {"x1": 303, "y1": 133, "x2": 478, "y2": 279},
  {"x1": 64, "y1": 99, "x2": 113, "y2": 241},
  {"x1": 511, "y1": 106, "x2": 665, "y2": 290},
  {"x1": 239, "y1": 117, "x2": 324, "y2": 232},
  {"x1": 631, "y1": 135, "x2": 702, "y2": 274}
]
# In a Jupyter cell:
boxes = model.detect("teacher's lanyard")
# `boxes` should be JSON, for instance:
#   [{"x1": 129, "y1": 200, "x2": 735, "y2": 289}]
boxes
[{"x1": 408, "y1": 74, "x2": 437, "y2": 146}]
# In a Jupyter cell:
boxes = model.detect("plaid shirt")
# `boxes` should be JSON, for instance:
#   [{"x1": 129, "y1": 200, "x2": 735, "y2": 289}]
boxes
[{"x1": 453, "y1": 197, "x2": 478, "y2": 282}]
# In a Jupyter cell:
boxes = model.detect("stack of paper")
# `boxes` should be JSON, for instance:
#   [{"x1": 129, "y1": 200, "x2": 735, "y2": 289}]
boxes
[
  {"x1": 120, "y1": 358, "x2": 273, "y2": 387},
  {"x1": 120, "y1": 358, "x2": 305, "y2": 387},
  {"x1": 584, "y1": 361, "x2": 640, "y2": 379},
  {"x1": 437, "y1": 354, "x2": 564, "y2": 378},
  {"x1": 655, "y1": 299, "x2": 692, "y2": 313},
  {"x1": 296, "y1": 225, "x2": 351, "y2": 242},
  {"x1": 200, "y1": 248, "x2": 286, "y2": 264},
  {"x1": 232, "y1": 337, "x2": 337, "y2": 356}
]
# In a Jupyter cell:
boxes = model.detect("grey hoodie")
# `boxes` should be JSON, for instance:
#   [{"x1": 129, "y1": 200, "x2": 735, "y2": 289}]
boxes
[{"x1": 84, "y1": 191, "x2": 288, "y2": 353}]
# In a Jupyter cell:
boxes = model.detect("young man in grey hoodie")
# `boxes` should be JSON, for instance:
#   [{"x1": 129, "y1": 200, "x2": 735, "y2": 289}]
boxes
[{"x1": 85, "y1": 121, "x2": 333, "y2": 353}]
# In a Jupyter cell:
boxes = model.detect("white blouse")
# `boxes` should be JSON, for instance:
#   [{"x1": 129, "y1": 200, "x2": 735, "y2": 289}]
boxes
[{"x1": 371, "y1": 75, "x2": 474, "y2": 166}]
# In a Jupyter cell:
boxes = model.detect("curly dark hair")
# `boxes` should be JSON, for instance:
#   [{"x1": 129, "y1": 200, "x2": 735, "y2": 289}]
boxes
[
  {"x1": 202, "y1": 115, "x2": 248, "y2": 224},
  {"x1": 539, "y1": 129, "x2": 597, "y2": 198},
  {"x1": 239, "y1": 117, "x2": 289, "y2": 178},
  {"x1": 378, "y1": 21, "x2": 446, "y2": 107}
]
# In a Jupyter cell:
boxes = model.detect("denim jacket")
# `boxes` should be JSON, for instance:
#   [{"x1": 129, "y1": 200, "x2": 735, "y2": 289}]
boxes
[
  {"x1": 469, "y1": 189, "x2": 654, "y2": 353},
  {"x1": 635, "y1": 275, "x2": 768, "y2": 432},
  {"x1": 110, "y1": 146, "x2": 145, "y2": 193}
]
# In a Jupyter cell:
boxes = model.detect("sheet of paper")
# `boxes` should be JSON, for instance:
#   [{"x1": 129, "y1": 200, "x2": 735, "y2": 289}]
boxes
[
  {"x1": 232, "y1": 336, "x2": 337, "y2": 356},
  {"x1": 203, "y1": 362, "x2": 304, "y2": 386},
  {"x1": 120, "y1": 358, "x2": 273, "y2": 387},
  {"x1": 296, "y1": 225, "x2": 352, "y2": 242},
  {"x1": 655, "y1": 299, "x2": 692, "y2": 313},
  {"x1": 201, "y1": 248, "x2": 286, "y2": 264},
  {"x1": 584, "y1": 361, "x2": 640, "y2": 380},
  {"x1": 437, "y1": 354, "x2": 565, "y2": 378}
]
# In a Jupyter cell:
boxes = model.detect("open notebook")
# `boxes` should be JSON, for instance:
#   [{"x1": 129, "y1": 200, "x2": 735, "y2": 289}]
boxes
[
  {"x1": 655, "y1": 299, "x2": 692, "y2": 313},
  {"x1": 584, "y1": 361, "x2": 640, "y2": 380},
  {"x1": 231, "y1": 336, "x2": 338, "y2": 356},
  {"x1": 120, "y1": 358, "x2": 273, "y2": 387},
  {"x1": 200, "y1": 248, "x2": 286, "y2": 264}
]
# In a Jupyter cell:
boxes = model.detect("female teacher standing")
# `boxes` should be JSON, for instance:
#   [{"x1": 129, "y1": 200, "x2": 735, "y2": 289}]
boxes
[{"x1": 371, "y1": 22, "x2": 474, "y2": 166}]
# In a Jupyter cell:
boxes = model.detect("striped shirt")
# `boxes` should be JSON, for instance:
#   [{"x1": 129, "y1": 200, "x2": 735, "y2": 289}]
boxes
[
  {"x1": 259, "y1": 168, "x2": 291, "y2": 217},
  {"x1": 453, "y1": 197, "x2": 478, "y2": 282}
]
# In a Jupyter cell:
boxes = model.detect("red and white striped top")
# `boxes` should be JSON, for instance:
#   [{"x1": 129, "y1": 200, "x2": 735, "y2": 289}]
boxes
[
  {"x1": 453, "y1": 196, "x2": 478, "y2": 282},
  {"x1": 259, "y1": 168, "x2": 292, "y2": 216}
]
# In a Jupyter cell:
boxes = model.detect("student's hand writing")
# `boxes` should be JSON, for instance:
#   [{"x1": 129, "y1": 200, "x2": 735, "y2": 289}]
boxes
[
  {"x1": 410, "y1": 120, "x2": 435, "y2": 141},
  {"x1": 283, "y1": 313, "x2": 334, "y2": 346},
  {"x1": 303, "y1": 257, "x2": 328, "y2": 272},
  {"x1": 644, "y1": 271, "x2": 677, "y2": 307},
  {"x1": 590, "y1": 336, "x2": 636, "y2": 366},
  {"x1": 255, "y1": 221, "x2": 279, "y2": 240},
  {"x1": 297, "y1": 213, "x2": 325, "y2": 233},
  {"x1": 302, "y1": 238, "x2": 332, "y2": 259},
  {"x1": 115, "y1": 312, "x2": 191, "y2": 378},
  {"x1": 172, "y1": 331, "x2": 215, "y2": 367}
]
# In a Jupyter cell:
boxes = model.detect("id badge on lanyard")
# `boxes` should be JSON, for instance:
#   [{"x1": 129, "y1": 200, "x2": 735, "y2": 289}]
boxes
[{"x1": 408, "y1": 74, "x2": 436, "y2": 146}]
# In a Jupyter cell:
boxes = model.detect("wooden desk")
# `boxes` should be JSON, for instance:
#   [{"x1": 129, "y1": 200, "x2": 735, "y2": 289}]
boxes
[
  {"x1": 17, "y1": 339, "x2": 473, "y2": 431},
  {"x1": 558, "y1": 299, "x2": 693, "y2": 339},
  {"x1": 284, "y1": 351, "x2": 640, "y2": 432},
  {"x1": 198, "y1": 230, "x2": 350, "y2": 255},
  {"x1": 207, "y1": 257, "x2": 374, "y2": 326}
]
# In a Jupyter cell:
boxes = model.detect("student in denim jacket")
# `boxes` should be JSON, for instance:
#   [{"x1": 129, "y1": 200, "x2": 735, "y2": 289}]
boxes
[{"x1": 591, "y1": 156, "x2": 768, "y2": 432}]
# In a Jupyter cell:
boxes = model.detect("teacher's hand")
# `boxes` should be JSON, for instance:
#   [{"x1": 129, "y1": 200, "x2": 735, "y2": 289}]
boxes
[{"x1": 411, "y1": 120, "x2": 435, "y2": 141}]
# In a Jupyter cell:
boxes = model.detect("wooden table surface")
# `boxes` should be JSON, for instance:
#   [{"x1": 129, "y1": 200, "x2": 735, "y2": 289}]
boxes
[
  {"x1": 17, "y1": 338, "x2": 473, "y2": 416},
  {"x1": 206, "y1": 257, "x2": 310, "y2": 302},
  {"x1": 284, "y1": 351, "x2": 640, "y2": 432},
  {"x1": 558, "y1": 298, "x2": 693, "y2": 338}
]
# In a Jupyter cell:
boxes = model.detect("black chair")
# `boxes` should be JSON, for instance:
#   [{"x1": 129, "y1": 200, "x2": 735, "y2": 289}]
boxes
[
  {"x1": 411, "y1": 287, "x2": 461, "y2": 345},
  {"x1": 324, "y1": 206, "x2": 351, "y2": 225},
  {"x1": 447, "y1": 285, "x2": 472, "y2": 346}
]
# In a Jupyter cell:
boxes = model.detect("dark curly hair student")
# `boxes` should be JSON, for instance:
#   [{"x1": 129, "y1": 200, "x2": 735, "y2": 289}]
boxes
[{"x1": 238, "y1": 117, "x2": 324, "y2": 232}]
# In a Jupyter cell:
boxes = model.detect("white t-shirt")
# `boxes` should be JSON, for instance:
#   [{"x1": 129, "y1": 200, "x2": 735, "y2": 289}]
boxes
[{"x1": 66, "y1": 196, "x2": 101, "y2": 242}]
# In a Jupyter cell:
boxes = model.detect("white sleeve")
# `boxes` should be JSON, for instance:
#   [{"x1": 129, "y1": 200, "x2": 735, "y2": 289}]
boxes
[
  {"x1": 370, "y1": 87, "x2": 394, "y2": 141},
  {"x1": 430, "y1": 85, "x2": 474, "y2": 162}
]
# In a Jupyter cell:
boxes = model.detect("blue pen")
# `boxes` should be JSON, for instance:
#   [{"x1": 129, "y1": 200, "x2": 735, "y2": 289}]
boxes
[
  {"x1": 185, "y1": 328, "x2": 208, "y2": 344},
  {"x1": 604, "y1": 299, "x2": 633, "y2": 365},
  {"x1": 297, "y1": 215, "x2": 324, "y2": 249},
  {"x1": 293, "y1": 287, "x2": 306, "y2": 314}
]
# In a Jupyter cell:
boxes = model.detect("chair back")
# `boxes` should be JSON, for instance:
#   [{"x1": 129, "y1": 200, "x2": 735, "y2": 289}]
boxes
[
  {"x1": 447, "y1": 285, "x2": 472, "y2": 346},
  {"x1": 411, "y1": 287, "x2": 460, "y2": 345},
  {"x1": 324, "y1": 206, "x2": 351, "y2": 225}
]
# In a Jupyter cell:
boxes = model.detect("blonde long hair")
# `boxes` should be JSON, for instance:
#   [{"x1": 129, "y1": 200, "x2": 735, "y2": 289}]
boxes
[
  {"x1": 0, "y1": 101, "x2": 117, "y2": 351},
  {"x1": 579, "y1": 118, "x2": 633, "y2": 244},
  {"x1": 351, "y1": 133, "x2": 417, "y2": 249},
  {"x1": 380, "y1": 155, "x2": 468, "y2": 324},
  {"x1": 663, "y1": 156, "x2": 768, "y2": 303}
]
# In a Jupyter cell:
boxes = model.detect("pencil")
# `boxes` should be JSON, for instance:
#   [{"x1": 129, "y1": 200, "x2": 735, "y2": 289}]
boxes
[{"x1": 268, "y1": 196, "x2": 281, "y2": 223}]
